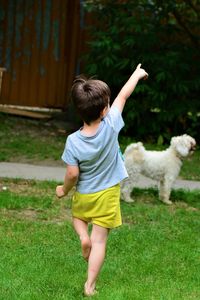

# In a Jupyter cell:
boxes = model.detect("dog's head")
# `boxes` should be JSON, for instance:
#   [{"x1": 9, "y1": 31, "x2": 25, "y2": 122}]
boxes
[{"x1": 170, "y1": 134, "x2": 196, "y2": 158}]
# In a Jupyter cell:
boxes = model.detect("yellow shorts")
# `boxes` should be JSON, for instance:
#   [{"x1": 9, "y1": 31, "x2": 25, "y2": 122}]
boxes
[{"x1": 72, "y1": 184, "x2": 122, "y2": 229}]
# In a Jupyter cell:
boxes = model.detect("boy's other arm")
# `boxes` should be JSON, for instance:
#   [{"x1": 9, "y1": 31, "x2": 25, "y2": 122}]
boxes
[
  {"x1": 112, "y1": 63, "x2": 148, "y2": 113},
  {"x1": 56, "y1": 165, "x2": 79, "y2": 198}
]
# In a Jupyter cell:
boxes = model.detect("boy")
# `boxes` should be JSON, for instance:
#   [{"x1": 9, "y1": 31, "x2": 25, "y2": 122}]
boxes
[{"x1": 56, "y1": 63, "x2": 148, "y2": 296}]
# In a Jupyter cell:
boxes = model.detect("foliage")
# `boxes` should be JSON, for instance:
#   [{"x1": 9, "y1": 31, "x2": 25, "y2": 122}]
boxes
[{"x1": 82, "y1": 0, "x2": 200, "y2": 142}]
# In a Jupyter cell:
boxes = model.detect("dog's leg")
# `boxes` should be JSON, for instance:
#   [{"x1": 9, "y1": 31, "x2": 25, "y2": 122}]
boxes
[
  {"x1": 120, "y1": 178, "x2": 135, "y2": 203},
  {"x1": 159, "y1": 179, "x2": 173, "y2": 205}
]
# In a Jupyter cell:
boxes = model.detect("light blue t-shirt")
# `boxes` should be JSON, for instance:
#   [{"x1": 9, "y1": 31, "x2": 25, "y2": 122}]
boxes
[{"x1": 62, "y1": 105, "x2": 128, "y2": 193}]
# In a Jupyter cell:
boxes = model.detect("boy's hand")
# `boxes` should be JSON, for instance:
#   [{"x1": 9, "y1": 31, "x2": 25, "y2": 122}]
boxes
[
  {"x1": 56, "y1": 185, "x2": 66, "y2": 198},
  {"x1": 135, "y1": 63, "x2": 148, "y2": 80}
]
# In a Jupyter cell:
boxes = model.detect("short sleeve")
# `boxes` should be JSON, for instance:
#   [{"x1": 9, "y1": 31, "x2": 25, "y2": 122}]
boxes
[
  {"x1": 61, "y1": 136, "x2": 79, "y2": 165},
  {"x1": 106, "y1": 105, "x2": 125, "y2": 133}
]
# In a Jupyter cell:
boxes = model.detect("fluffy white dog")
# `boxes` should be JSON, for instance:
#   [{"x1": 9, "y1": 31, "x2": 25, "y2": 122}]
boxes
[{"x1": 121, "y1": 134, "x2": 196, "y2": 205}]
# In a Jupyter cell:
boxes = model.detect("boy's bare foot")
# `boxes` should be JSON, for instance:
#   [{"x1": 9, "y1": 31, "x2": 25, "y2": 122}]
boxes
[
  {"x1": 80, "y1": 236, "x2": 91, "y2": 261},
  {"x1": 84, "y1": 282, "x2": 97, "y2": 297}
]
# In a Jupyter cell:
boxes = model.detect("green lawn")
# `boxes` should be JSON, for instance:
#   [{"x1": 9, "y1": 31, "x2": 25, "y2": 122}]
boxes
[
  {"x1": 0, "y1": 113, "x2": 67, "y2": 163},
  {"x1": 0, "y1": 179, "x2": 200, "y2": 299}
]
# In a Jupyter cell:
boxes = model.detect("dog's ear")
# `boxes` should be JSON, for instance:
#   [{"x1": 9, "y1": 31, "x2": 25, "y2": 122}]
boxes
[
  {"x1": 176, "y1": 144, "x2": 190, "y2": 157},
  {"x1": 171, "y1": 136, "x2": 190, "y2": 157}
]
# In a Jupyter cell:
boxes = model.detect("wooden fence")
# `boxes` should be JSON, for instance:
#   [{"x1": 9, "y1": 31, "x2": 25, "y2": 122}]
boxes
[{"x1": 0, "y1": 0, "x2": 82, "y2": 109}]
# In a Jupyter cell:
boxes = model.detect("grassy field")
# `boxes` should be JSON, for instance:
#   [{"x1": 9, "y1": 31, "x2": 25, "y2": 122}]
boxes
[
  {"x1": 0, "y1": 113, "x2": 200, "y2": 180},
  {"x1": 0, "y1": 178, "x2": 200, "y2": 299}
]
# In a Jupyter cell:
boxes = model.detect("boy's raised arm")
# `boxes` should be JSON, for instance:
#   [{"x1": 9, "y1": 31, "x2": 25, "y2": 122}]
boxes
[{"x1": 112, "y1": 63, "x2": 148, "y2": 113}]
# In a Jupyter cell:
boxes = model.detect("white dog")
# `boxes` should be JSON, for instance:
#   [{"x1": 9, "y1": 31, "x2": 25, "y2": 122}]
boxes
[{"x1": 121, "y1": 134, "x2": 196, "y2": 205}]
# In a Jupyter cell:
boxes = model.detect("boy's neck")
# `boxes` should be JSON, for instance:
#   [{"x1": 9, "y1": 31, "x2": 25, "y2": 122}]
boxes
[{"x1": 81, "y1": 118, "x2": 102, "y2": 136}]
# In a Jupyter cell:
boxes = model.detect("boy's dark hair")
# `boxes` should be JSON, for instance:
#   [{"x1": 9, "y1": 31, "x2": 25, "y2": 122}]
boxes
[{"x1": 71, "y1": 75, "x2": 111, "y2": 125}]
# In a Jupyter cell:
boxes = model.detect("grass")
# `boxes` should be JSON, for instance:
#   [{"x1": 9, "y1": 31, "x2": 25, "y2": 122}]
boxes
[
  {"x1": 1, "y1": 178, "x2": 200, "y2": 299},
  {"x1": 0, "y1": 113, "x2": 67, "y2": 163}
]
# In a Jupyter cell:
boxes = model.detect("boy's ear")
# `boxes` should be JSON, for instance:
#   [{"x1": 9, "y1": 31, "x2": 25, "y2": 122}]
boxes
[{"x1": 101, "y1": 106, "x2": 108, "y2": 117}]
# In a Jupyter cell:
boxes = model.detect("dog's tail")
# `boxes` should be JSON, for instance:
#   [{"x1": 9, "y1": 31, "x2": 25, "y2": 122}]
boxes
[
  {"x1": 124, "y1": 142, "x2": 145, "y2": 163},
  {"x1": 124, "y1": 142, "x2": 143, "y2": 155}
]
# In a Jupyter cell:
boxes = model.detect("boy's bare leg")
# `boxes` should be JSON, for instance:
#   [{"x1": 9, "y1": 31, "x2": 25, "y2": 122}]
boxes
[
  {"x1": 73, "y1": 218, "x2": 91, "y2": 261},
  {"x1": 84, "y1": 224, "x2": 109, "y2": 296}
]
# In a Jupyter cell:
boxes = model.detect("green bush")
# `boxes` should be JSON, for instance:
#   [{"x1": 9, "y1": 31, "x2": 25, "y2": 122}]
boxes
[{"x1": 82, "y1": 0, "x2": 200, "y2": 143}]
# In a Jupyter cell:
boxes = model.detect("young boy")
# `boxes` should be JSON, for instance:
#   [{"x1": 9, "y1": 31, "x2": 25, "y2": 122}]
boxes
[{"x1": 56, "y1": 63, "x2": 148, "y2": 296}]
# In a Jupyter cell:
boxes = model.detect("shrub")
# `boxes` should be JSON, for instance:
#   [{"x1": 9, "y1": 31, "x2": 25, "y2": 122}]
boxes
[{"x1": 82, "y1": 0, "x2": 200, "y2": 143}]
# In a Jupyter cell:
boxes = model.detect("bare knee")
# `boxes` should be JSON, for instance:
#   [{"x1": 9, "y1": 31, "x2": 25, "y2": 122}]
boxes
[{"x1": 89, "y1": 224, "x2": 108, "y2": 246}]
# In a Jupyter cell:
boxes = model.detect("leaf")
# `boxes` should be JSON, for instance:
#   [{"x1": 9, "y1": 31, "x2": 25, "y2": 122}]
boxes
[{"x1": 157, "y1": 135, "x2": 164, "y2": 145}]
